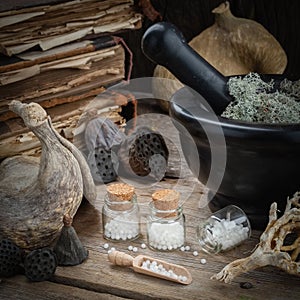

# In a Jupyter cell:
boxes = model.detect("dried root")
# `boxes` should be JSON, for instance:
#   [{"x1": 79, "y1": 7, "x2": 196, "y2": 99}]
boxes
[{"x1": 212, "y1": 192, "x2": 300, "y2": 283}]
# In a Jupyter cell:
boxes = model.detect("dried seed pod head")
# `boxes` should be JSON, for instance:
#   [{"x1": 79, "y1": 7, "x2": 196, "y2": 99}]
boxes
[
  {"x1": 84, "y1": 117, "x2": 125, "y2": 184},
  {"x1": 152, "y1": 189, "x2": 180, "y2": 211},
  {"x1": 107, "y1": 183, "x2": 135, "y2": 202},
  {"x1": 129, "y1": 127, "x2": 168, "y2": 177},
  {"x1": 24, "y1": 248, "x2": 57, "y2": 282},
  {"x1": 117, "y1": 126, "x2": 169, "y2": 183},
  {"x1": 85, "y1": 117, "x2": 125, "y2": 152},
  {"x1": 0, "y1": 239, "x2": 23, "y2": 277},
  {"x1": 87, "y1": 147, "x2": 117, "y2": 183}
]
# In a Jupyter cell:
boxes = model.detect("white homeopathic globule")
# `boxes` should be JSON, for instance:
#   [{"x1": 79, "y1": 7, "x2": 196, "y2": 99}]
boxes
[
  {"x1": 141, "y1": 259, "x2": 187, "y2": 282},
  {"x1": 104, "y1": 217, "x2": 139, "y2": 241},
  {"x1": 147, "y1": 222, "x2": 185, "y2": 250}
]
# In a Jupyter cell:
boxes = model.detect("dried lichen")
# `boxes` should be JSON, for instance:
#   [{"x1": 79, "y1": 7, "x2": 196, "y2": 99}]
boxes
[{"x1": 221, "y1": 73, "x2": 300, "y2": 124}]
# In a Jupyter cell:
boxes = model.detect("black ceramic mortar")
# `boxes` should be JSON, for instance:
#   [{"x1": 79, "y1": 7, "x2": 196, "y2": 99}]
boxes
[{"x1": 142, "y1": 22, "x2": 300, "y2": 229}]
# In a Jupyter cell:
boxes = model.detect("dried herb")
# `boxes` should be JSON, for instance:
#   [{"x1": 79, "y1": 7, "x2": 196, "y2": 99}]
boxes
[{"x1": 221, "y1": 73, "x2": 300, "y2": 124}]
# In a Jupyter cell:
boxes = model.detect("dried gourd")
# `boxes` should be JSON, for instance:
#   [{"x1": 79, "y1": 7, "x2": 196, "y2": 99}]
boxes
[
  {"x1": 154, "y1": 1, "x2": 287, "y2": 110},
  {"x1": 189, "y1": 1, "x2": 287, "y2": 76},
  {"x1": 0, "y1": 101, "x2": 96, "y2": 250}
]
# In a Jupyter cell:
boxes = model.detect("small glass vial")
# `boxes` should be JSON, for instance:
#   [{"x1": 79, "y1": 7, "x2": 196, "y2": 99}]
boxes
[
  {"x1": 102, "y1": 183, "x2": 140, "y2": 241},
  {"x1": 147, "y1": 189, "x2": 185, "y2": 251},
  {"x1": 197, "y1": 205, "x2": 251, "y2": 254}
]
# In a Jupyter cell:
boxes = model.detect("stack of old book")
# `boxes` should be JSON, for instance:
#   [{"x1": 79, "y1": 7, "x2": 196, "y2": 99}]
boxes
[{"x1": 0, "y1": 0, "x2": 142, "y2": 159}]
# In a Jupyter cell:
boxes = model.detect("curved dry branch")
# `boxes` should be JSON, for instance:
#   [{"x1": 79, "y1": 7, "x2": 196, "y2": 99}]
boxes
[{"x1": 212, "y1": 191, "x2": 300, "y2": 283}]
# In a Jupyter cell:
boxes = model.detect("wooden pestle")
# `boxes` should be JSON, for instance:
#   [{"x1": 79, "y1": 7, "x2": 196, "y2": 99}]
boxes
[{"x1": 142, "y1": 22, "x2": 232, "y2": 115}]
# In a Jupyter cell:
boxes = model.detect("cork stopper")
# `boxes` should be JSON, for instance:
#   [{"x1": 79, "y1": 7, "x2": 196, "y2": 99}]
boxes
[
  {"x1": 107, "y1": 183, "x2": 135, "y2": 202},
  {"x1": 106, "y1": 183, "x2": 135, "y2": 211},
  {"x1": 152, "y1": 189, "x2": 180, "y2": 210}
]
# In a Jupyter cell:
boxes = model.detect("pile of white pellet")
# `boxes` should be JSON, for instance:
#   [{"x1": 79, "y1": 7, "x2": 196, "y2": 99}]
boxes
[
  {"x1": 104, "y1": 216, "x2": 139, "y2": 241},
  {"x1": 207, "y1": 219, "x2": 249, "y2": 251},
  {"x1": 147, "y1": 222, "x2": 184, "y2": 250},
  {"x1": 141, "y1": 259, "x2": 188, "y2": 282}
]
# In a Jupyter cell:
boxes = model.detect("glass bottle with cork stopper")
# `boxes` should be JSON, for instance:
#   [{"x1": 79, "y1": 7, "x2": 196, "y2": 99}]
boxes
[
  {"x1": 102, "y1": 183, "x2": 140, "y2": 241},
  {"x1": 147, "y1": 189, "x2": 185, "y2": 251}
]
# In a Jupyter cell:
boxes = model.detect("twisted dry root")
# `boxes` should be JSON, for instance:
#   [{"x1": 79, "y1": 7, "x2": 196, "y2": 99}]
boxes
[{"x1": 212, "y1": 192, "x2": 300, "y2": 283}]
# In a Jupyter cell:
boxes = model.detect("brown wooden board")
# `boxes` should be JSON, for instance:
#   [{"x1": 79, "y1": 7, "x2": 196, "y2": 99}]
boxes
[
  {"x1": 0, "y1": 111, "x2": 299, "y2": 299},
  {"x1": 0, "y1": 275, "x2": 130, "y2": 300},
  {"x1": 48, "y1": 176, "x2": 300, "y2": 300}
]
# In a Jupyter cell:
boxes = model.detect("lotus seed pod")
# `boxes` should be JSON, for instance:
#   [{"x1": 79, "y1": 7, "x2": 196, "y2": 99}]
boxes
[
  {"x1": 88, "y1": 147, "x2": 117, "y2": 183},
  {"x1": 0, "y1": 239, "x2": 23, "y2": 277},
  {"x1": 24, "y1": 248, "x2": 57, "y2": 282}
]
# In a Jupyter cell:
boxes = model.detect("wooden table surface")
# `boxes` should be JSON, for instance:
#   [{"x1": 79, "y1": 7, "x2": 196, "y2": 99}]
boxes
[
  {"x1": 1, "y1": 103, "x2": 299, "y2": 300},
  {"x1": 1, "y1": 176, "x2": 300, "y2": 300}
]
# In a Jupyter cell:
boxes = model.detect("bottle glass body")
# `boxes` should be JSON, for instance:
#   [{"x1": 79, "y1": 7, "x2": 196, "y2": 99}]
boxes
[
  {"x1": 102, "y1": 193, "x2": 140, "y2": 241},
  {"x1": 147, "y1": 201, "x2": 185, "y2": 251},
  {"x1": 196, "y1": 205, "x2": 251, "y2": 254}
]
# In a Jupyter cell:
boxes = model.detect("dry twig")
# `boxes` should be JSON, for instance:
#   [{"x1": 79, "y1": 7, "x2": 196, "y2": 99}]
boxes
[{"x1": 212, "y1": 192, "x2": 300, "y2": 283}]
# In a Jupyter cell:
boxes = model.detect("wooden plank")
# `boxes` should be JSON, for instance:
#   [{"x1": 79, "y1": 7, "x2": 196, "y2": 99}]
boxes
[
  {"x1": 47, "y1": 176, "x2": 300, "y2": 300},
  {"x1": 50, "y1": 113, "x2": 300, "y2": 299},
  {"x1": 1, "y1": 108, "x2": 299, "y2": 300},
  {"x1": 0, "y1": 275, "x2": 130, "y2": 300}
]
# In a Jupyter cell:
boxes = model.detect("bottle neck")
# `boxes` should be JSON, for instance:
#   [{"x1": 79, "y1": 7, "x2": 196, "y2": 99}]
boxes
[
  {"x1": 149, "y1": 201, "x2": 182, "y2": 220},
  {"x1": 104, "y1": 193, "x2": 137, "y2": 212}
]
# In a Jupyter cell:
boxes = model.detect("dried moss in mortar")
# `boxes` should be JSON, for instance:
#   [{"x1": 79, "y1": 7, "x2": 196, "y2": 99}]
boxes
[{"x1": 221, "y1": 73, "x2": 300, "y2": 123}]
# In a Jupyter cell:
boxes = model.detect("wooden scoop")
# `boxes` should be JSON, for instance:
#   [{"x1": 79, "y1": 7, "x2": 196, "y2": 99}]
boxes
[{"x1": 108, "y1": 251, "x2": 192, "y2": 285}]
